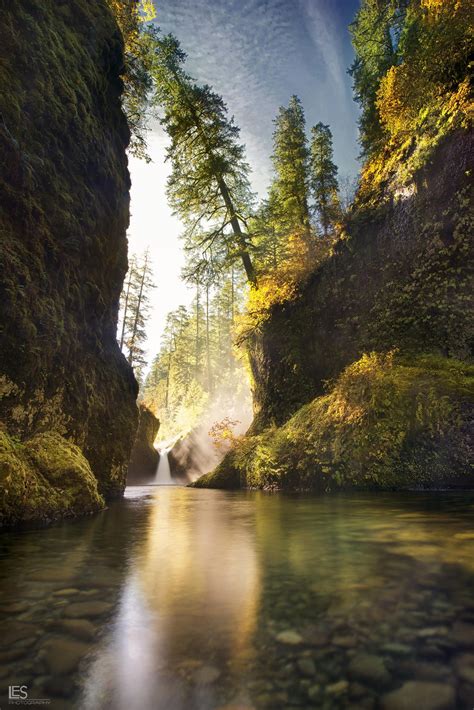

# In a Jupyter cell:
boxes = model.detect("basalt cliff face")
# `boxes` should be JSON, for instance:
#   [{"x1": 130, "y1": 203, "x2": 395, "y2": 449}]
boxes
[
  {"x1": 249, "y1": 131, "x2": 473, "y2": 429},
  {"x1": 0, "y1": 0, "x2": 138, "y2": 526},
  {"x1": 196, "y1": 130, "x2": 474, "y2": 491},
  {"x1": 127, "y1": 404, "x2": 160, "y2": 484}
]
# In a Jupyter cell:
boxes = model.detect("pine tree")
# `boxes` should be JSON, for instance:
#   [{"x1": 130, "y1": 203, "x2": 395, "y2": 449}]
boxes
[
  {"x1": 119, "y1": 254, "x2": 137, "y2": 351},
  {"x1": 118, "y1": 249, "x2": 155, "y2": 384},
  {"x1": 310, "y1": 123, "x2": 341, "y2": 238},
  {"x1": 146, "y1": 30, "x2": 257, "y2": 286},
  {"x1": 251, "y1": 198, "x2": 281, "y2": 272},
  {"x1": 269, "y1": 95, "x2": 311, "y2": 240}
]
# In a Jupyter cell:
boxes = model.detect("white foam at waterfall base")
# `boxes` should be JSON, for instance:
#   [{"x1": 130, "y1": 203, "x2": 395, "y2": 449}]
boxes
[{"x1": 154, "y1": 451, "x2": 174, "y2": 485}]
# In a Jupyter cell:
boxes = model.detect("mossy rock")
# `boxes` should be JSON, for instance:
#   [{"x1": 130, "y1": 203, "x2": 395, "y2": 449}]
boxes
[
  {"x1": 0, "y1": 430, "x2": 104, "y2": 527},
  {"x1": 194, "y1": 353, "x2": 474, "y2": 491}
]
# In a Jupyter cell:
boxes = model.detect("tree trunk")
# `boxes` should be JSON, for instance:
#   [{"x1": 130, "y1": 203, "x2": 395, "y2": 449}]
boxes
[
  {"x1": 230, "y1": 266, "x2": 235, "y2": 326},
  {"x1": 128, "y1": 252, "x2": 148, "y2": 366},
  {"x1": 119, "y1": 259, "x2": 134, "y2": 351},
  {"x1": 206, "y1": 283, "x2": 213, "y2": 394},
  {"x1": 195, "y1": 283, "x2": 200, "y2": 376},
  {"x1": 217, "y1": 177, "x2": 257, "y2": 288}
]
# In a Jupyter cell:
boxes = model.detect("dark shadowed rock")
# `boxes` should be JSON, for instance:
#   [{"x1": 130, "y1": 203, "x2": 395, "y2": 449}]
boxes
[
  {"x1": 348, "y1": 653, "x2": 391, "y2": 689},
  {"x1": 127, "y1": 404, "x2": 160, "y2": 483},
  {"x1": 0, "y1": 0, "x2": 138, "y2": 527}
]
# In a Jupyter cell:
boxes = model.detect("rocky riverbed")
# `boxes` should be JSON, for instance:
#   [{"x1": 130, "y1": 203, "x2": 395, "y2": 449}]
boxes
[{"x1": 0, "y1": 489, "x2": 473, "y2": 709}]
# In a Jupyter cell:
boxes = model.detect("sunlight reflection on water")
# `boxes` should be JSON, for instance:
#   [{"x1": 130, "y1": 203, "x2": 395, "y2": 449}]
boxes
[{"x1": 1, "y1": 489, "x2": 474, "y2": 709}]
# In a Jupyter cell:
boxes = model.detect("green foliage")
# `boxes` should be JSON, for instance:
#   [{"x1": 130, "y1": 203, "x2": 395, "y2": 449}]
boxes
[
  {"x1": 106, "y1": 0, "x2": 155, "y2": 160},
  {"x1": 349, "y1": 0, "x2": 405, "y2": 156},
  {"x1": 352, "y1": 0, "x2": 472, "y2": 196},
  {"x1": 145, "y1": 30, "x2": 257, "y2": 285},
  {"x1": 369, "y1": 187, "x2": 474, "y2": 357},
  {"x1": 268, "y1": 95, "x2": 311, "y2": 240},
  {"x1": 118, "y1": 249, "x2": 155, "y2": 384},
  {"x1": 246, "y1": 98, "x2": 342, "y2": 327},
  {"x1": 196, "y1": 353, "x2": 474, "y2": 491},
  {"x1": 310, "y1": 123, "x2": 342, "y2": 237}
]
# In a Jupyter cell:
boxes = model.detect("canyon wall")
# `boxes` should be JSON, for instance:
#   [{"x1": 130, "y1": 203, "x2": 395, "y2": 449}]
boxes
[
  {"x1": 196, "y1": 130, "x2": 474, "y2": 491},
  {"x1": 0, "y1": 0, "x2": 138, "y2": 526}
]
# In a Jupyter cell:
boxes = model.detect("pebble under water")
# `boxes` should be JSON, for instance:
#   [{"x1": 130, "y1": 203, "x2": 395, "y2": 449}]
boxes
[{"x1": 1, "y1": 488, "x2": 474, "y2": 709}]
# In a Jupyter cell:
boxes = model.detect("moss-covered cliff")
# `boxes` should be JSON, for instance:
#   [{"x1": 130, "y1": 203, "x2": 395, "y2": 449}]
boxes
[
  {"x1": 196, "y1": 353, "x2": 474, "y2": 491},
  {"x1": 248, "y1": 131, "x2": 473, "y2": 431},
  {"x1": 196, "y1": 130, "x2": 474, "y2": 492},
  {"x1": 0, "y1": 0, "x2": 138, "y2": 526}
]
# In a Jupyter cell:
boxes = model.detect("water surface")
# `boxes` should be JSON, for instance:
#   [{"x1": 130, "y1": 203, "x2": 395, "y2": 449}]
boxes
[{"x1": 1, "y1": 488, "x2": 474, "y2": 709}]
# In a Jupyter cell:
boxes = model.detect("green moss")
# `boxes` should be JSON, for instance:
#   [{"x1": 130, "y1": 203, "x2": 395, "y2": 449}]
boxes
[
  {"x1": 0, "y1": 0, "x2": 138, "y2": 526},
  {"x1": 0, "y1": 430, "x2": 104, "y2": 528},
  {"x1": 196, "y1": 353, "x2": 474, "y2": 492}
]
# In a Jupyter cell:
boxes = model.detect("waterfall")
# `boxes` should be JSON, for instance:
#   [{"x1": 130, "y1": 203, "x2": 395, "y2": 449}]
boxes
[{"x1": 154, "y1": 451, "x2": 174, "y2": 485}]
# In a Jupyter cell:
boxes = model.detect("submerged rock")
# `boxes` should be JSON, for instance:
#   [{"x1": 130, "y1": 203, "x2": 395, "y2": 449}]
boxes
[
  {"x1": 451, "y1": 621, "x2": 474, "y2": 649},
  {"x1": 348, "y1": 653, "x2": 391, "y2": 690},
  {"x1": 52, "y1": 619, "x2": 96, "y2": 642},
  {"x1": 453, "y1": 653, "x2": 474, "y2": 684},
  {"x1": 297, "y1": 657, "x2": 316, "y2": 676},
  {"x1": 63, "y1": 601, "x2": 112, "y2": 619},
  {"x1": 193, "y1": 665, "x2": 221, "y2": 685},
  {"x1": 42, "y1": 638, "x2": 90, "y2": 675},
  {"x1": 276, "y1": 630, "x2": 304, "y2": 645},
  {"x1": 326, "y1": 680, "x2": 349, "y2": 695},
  {"x1": 381, "y1": 681, "x2": 455, "y2": 710}
]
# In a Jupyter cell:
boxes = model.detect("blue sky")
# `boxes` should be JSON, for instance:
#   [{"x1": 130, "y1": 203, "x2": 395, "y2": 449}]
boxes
[
  {"x1": 128, "y1": 0, "x2": 361, "y2": 361},
  {"x1": 155, "y1": 0, "x2": 361, "y2": 191}
]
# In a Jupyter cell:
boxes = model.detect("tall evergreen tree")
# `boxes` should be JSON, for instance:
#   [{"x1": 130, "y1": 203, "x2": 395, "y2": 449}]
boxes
[
  {"x1": 269, "y1": 95, "x2": 311, "y2": 239},
  {"x1": 118, "y1": 249, "x2": 155, "y2": 384},
  {"x1": 310, "y1": 123, "x2": 341, "y2": 237},
  {"x1": 146, "y1": 31, "x2": 257, "y2": 286},
  {"x1": 119, "y1": 254, "x2": 137, "y2": 351}
]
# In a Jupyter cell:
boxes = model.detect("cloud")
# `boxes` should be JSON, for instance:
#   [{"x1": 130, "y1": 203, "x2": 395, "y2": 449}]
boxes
[
  {"x1": 129, "y1": 0, "x2": 361, "y2": 360},
  {"x1": 298, "y1": 0, "x2": 349, "y2": 102}
]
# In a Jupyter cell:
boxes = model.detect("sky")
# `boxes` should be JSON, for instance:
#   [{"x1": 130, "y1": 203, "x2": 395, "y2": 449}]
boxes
[{"x1": 127, "y1": 0, "x2": 361, "y2": 363}]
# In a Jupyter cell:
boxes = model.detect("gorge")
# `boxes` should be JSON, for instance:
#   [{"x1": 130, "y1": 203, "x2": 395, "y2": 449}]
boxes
[{"x1": 0, "y1": 1, "x2": 473, "y2": 709}]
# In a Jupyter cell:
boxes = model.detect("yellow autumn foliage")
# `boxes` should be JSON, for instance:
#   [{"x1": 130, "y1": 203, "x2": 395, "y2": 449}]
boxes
[
  {"x1": 360, "y1": 0, "x2": 472, "y2": 201},
  {"x1": 238, "y1": 230, "x2": 333, "y2": 336}
]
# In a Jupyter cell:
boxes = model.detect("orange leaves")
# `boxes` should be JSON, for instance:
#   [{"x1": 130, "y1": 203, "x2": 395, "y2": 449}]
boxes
[{"x1": 209, "y1": 417, "x2": 241, "y2": 453}]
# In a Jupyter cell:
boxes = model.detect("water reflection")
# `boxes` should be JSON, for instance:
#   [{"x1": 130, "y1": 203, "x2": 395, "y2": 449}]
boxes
[
  {"x1": 82, "y1": 489, "x2": 260, "y2": 710},
  {"x1": 0, "y1": 490, "x2": 473, "y2": 709}
]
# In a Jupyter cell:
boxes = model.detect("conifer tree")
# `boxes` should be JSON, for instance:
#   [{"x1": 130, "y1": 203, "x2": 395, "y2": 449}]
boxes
[
  {"x1": 118, "y1": 249, "x2": 155, "y2": 384},
  {"x1": 310, "y1": 123, "x2": 341, "y2": 237},
  {"x1": 146, "y1": 31, "x2": 257, "y2": 286},
  {"x1": 269, "y1": 95, "x2": 311, "y2": 239},
  {"x1": 349, "y1": 0, "x2": 409, "y2": 156},
  {"x1": 119, "y1": 254, "x2": 137, "y2": 351}
]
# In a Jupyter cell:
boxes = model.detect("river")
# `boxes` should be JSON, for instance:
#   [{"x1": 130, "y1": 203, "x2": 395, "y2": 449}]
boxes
[{"x1": 1, "y1": 487, "x2": 474, "y2": 709}]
